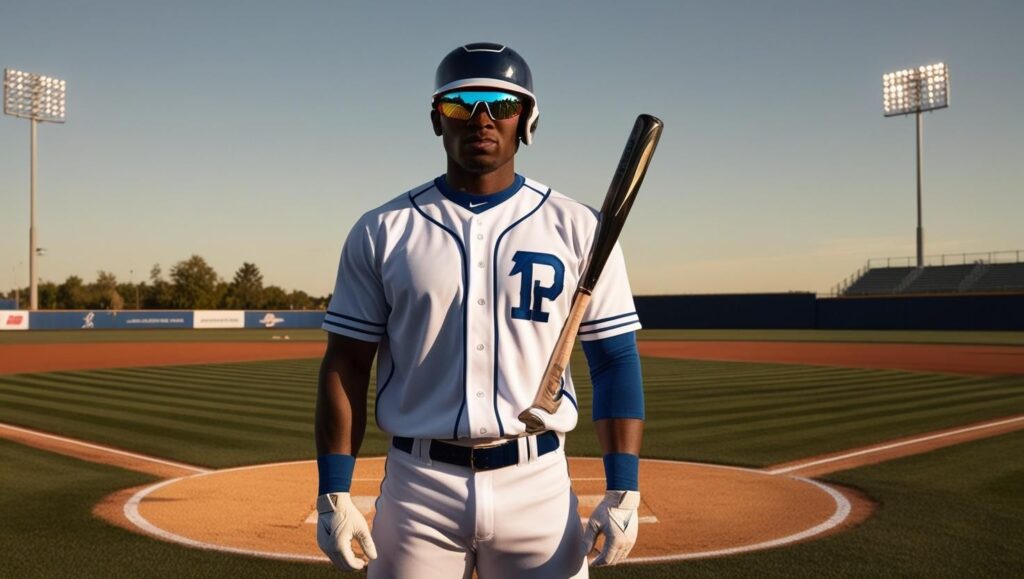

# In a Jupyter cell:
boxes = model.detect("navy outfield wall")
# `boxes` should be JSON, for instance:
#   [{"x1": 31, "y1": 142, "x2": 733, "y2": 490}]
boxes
[
  {"x1": 634, "y1": 293, "x2": 818, "y2": 329},
  {"x1": 22, "y1": 310, "x2": 325, "y2": 330},
  {"x1": 29, "y1": 310, "x2": 194, "y2": 330},
  {"x1": 635, "y1": 293, "x2": 1024, "y2": 331},
  {"x1": 245, "y1": 311, "x2": 324, "y2": 329},
  {"x1": 816, "y1": 294, "x2": 1024, "y2": 331}
]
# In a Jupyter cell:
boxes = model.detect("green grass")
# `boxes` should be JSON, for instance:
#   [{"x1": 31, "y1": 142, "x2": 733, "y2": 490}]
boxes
[
  {"x1": 2, "y1": 401, "x2": 1021, "y2": 578},
  {"x1": 1, "y1": 345, "x2": 1022, "y2": 578},
  {"x1": 0, "y1": 438, "x2": 351, "y2": 579},
  {"x1": 1, "y1": 353, "x2": 1021, "y2": 471},
  {"x1": 594, "y1": 430, "x2": 1024, "y2": 578}
]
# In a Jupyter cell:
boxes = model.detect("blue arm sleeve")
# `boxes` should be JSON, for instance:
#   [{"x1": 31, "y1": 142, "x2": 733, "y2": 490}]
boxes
[{"x1": 582, "y1": 331, "x2": 645, "y2": 421}]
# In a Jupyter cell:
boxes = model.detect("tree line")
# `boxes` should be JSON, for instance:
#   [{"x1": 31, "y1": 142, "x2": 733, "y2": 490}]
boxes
[{"x1": 3, "y1": 255, "x2": 329, "y2": 311}]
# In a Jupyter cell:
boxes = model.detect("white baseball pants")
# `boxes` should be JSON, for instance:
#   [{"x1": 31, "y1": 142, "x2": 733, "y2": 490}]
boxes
[{"x1": 368, "y1": 440, "x2": 588, "y2": 579}]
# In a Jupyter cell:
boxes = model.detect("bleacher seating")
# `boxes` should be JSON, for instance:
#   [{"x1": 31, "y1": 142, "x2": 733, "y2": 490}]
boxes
[
  {"x1": 844, "y1": 267, "x2": 915, "y2": 295},
  {"x1": 968, "y1": 263, "x2": 1024, "y2": 293},
  {"x1": 902, "y1": 264, "x2": 977, "y2": 294}
]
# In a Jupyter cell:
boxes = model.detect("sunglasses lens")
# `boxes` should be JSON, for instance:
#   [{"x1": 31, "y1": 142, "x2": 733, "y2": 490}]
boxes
[
  {"x1": 436, "y1": 91, "x2": 523, "y2": 121},
  {"x1": 438, "y1": 100, "x2": 473, "y2": 120}
]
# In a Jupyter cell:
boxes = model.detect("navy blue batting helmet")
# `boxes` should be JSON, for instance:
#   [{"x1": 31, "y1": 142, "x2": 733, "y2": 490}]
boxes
[{"x1": 433, "y1": 43, "x2": 540, "y2": 145}]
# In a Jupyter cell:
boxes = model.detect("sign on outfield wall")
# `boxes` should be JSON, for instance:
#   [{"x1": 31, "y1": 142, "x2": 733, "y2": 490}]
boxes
[
  {"x1": 193, "y1": 310, "x2": 245, "y2": 329},
  {"x1": 29, "y1": 311, "x2": 194, "y2": 330},
  {"x1": 245, "y1": 311, "x2": 325, "y2": 329},
  {"x1": 0, "y1": 311, "x2": 29, "y2": 330}
]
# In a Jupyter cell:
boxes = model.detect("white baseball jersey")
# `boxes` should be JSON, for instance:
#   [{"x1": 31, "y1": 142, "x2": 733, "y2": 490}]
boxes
[{"x1": 323, "y1": 174, "x2": 641, "y2": 440}]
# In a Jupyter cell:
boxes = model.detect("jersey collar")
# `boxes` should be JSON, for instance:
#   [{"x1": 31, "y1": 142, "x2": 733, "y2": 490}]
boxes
[{"x1": 434, "y1": 174, "x2": 525, "y2": 214}]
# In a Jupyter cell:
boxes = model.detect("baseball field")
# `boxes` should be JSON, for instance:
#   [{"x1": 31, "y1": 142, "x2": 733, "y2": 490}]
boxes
[{"x1": 1, "y1": 328, "x2": 1022, "y2": 578}]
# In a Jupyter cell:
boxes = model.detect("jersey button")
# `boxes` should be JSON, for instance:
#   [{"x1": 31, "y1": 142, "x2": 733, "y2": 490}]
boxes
[
  {"x1": 479, "y1": 428, "x2": 488, "y2": 435},
  {"x1": 476, "y1": 344, "x2": 485, "y2": 351},
  {"x1": 477, "y1": 298, "x2": 485, "y2": 306},
  {"x1": 476, "y1": 391, "x2": 485, "y2": 398},
  {"x1": 476, "y1": 234, "x2": 483, "y2": 240},
  {"x1": 477, "y1": 261, "x2": 485, "y2": 268}
]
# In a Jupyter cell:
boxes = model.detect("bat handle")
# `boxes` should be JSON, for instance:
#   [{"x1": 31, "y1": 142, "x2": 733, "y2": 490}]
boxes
[{"x1": 518, "y1": 289, "x2": 593, "y2": 433}]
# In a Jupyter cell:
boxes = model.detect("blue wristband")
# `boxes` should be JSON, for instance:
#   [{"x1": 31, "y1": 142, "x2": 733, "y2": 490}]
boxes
[
  {"x1": 317, "y1": 454, "x2": 355, "y2": 495},
  {"x1": 603, "y1": 453, "x2": 640, "y2": 491}
]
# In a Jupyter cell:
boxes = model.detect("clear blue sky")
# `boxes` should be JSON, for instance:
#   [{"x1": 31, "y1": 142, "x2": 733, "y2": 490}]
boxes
[{"x1": 1, "y1": 0, "x2": 1021, "y2": 296}]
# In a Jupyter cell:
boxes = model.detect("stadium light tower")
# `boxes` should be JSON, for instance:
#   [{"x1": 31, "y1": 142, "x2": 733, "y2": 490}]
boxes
[
  {"x1": 3, "y1": 68, "x2": 67, "y2": 310},
  {"x1": 882, "y1": 62, "x2": 948, "y2": 268}
]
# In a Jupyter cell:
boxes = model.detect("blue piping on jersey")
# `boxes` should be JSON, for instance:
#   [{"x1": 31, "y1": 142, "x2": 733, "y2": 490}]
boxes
[
  {"x1": 410, "y1": 182, "x2": 434, "y2": 200},
  {"x1": 579, "y1": 311, "x2": 637, "y2": 327},
  {"x1": 323, "y1": 318, "x2": 385, "y2": 336},
  {"x1": 492, "y1": 186, "x2": 552, "y2": 436},
  {"x1": 408, "y1": 186, "x2": 470, "y2": 440},
  {"x1": 559, "y1": 387, "x2": 578, "y2": 410},
  {"x1": 523, "y1": 182, "x2": 547, "y2": 196},
  {"x1": 578, "y1": 319, "x2": 639, "y2": 336},
  {"x1": 326, "y1": 310, "x2": 386, "y2": 327},
  {"x1": 373, "y1": 356, "x2": 396, "y2": 427}
]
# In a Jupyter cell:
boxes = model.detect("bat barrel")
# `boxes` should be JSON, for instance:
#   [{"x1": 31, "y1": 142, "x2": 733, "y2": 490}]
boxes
[{"x1": 581, "y1": 114, "x2": 664, "y2": 291}]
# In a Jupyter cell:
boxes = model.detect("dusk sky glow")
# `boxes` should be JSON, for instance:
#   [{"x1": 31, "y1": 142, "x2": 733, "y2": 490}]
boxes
[{"x1": 1, "y1": 1, "x2": 1021, "y2": 297}]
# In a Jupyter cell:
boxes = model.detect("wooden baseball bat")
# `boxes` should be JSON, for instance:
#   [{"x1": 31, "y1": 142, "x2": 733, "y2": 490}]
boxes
[{"x1": 519, "y1": 114, "x2": 664, "y2": 433}]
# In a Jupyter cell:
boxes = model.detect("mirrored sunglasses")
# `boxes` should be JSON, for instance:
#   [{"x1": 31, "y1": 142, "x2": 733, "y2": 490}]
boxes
[{"x1": 435, "y1": 91, "x2": 523, "y2": 121}]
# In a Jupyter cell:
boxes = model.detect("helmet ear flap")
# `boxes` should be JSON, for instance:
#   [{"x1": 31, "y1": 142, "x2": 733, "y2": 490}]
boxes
[
  {"x1": 519, "y1": 103, "x2": 539, "y2": 145},
  {"x1": 430, "y1": 109, "x2": 443, "y2": 136}
]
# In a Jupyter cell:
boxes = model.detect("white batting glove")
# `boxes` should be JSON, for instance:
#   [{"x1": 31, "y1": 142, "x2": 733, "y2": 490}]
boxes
[
  {"x1": 316, "y1": 492, "x2": 377, "y2": 572},
  {"x1": 582, "y1": 490, "x2": 640, "y2": 567}
]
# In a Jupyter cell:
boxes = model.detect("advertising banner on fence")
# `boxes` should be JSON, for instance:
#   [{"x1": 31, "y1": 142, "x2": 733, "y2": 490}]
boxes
[
  {"x1": 245, "y1": 310, "x2": 324, "y2": 329},
  {"x1": 193, "y1": 310, "x2": 245, "y2": 329},
  {"x1": 0, "y1": 311, "x2": 29, "y2": 331},
  {"x1": 29, "y1": 311, "x2": 194, "y2": 330}
]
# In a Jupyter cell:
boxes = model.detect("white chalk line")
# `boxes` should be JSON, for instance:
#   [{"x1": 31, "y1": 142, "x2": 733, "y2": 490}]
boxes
[
  {"x1": 767, "y1": 414, "x2": 1024, "y2": 475},
  {"x1": 0, "y1": 422, "x2": 209, "y2": 474},
  {"x1": 124, "y1": 458, "x2": 393, "y2": 564},
  {"x1": 121, "y1": 458, "x2": 850, "y2": 565},
  {"x1": 625, "y1": 477, "x2": 851, "y2": 564}
]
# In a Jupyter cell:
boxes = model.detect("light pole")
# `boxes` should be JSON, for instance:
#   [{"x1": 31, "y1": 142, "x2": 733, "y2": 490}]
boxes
[
  {"x1": 883, "y1": 63, "x2": 948, "y2": 268},
  {"x1": 3, "y1": 69, "x2": 67, "y2": 310}
]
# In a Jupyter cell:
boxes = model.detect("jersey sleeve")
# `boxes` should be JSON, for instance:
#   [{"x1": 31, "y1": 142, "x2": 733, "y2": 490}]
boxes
[
  {"x1": 321, "y1": 216, "x2": 389, "y2": 342},
  {"x1": 578, "y1": 241, "x2": 642, "y2": 341}
]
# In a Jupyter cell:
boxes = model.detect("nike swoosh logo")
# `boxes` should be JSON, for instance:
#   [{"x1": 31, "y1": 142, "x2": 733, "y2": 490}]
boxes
[{"x1": 469, "y1": 201, "x2": 487, "y2": 208}]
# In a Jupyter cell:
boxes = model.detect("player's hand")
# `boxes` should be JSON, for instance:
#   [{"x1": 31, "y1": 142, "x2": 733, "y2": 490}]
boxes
[
  {"x1": 582, "y1": 490, "x2": 640, "y2": 567},
  {"x1": 316, "y1": 492, "x2": 377, "y2": 571}
]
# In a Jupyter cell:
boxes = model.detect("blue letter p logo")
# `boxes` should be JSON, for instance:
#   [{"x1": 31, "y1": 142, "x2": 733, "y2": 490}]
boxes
[{"x1": 510, "y1": 251, "x2": 565, "y2": 323}]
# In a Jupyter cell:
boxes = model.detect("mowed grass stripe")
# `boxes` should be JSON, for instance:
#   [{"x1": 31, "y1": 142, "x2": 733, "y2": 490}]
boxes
[
  {"x1": 661, "y1": 376, "x2": 996, "y2": 428},
  {"x1": 3, "y1": 371, "x2": 316, "y2": 417},
  {"x1": 639, "y1": 372, "x2": 973, "y2": 409},
  {"x1": 2, "y1": 354, "x2": 1021, "y2": 469},
  {"x1": 568, "y1": 353, "x2": 1024, "y2": 465},
  {"x1": 0, "y1": 385, "x2": 311, "y2": 433},
  {"x1": 0, "y1": 391, "x2": 309, "y2": 440},
  {"x1": 1, "y1": 361, "x2": 325, "y2": 415},
  {"x1": 0, "y1": 358, "x2": 388, "y2": 466}
]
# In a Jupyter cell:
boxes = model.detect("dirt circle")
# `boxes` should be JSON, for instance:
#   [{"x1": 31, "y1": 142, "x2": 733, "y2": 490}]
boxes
[{"x1": 99, "y1": 457, "x2": 871, "y2": 564}]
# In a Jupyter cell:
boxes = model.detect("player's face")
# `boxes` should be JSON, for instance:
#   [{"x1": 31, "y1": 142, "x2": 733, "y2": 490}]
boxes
[{"x1": 436, "y1": 96, "x2": 520, "y2": 175}]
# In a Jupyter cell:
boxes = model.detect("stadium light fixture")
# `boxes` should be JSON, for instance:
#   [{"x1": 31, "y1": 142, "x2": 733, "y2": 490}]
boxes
[
  {"x1": 882, "y1": 62, "x2": 948, "y2": 267},
  {"x1": 3, "y1": 68, "x2": 67, "y2": 310}
]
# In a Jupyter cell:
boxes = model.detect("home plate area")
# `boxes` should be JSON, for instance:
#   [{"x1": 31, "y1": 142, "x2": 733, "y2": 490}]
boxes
[{"x1": 120, "y1": 456, "x2": 860, "y2": 564}]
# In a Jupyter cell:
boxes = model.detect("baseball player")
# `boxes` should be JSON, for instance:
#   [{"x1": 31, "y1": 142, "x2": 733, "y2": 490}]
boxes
[{"x1": 315, "y1": 43, "x2": 645, "y2": 578}]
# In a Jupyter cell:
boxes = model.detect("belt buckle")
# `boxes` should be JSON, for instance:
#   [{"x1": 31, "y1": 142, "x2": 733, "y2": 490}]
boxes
[{"x1": 468, "y1": 449, "x2": 477, "y2": 471}]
